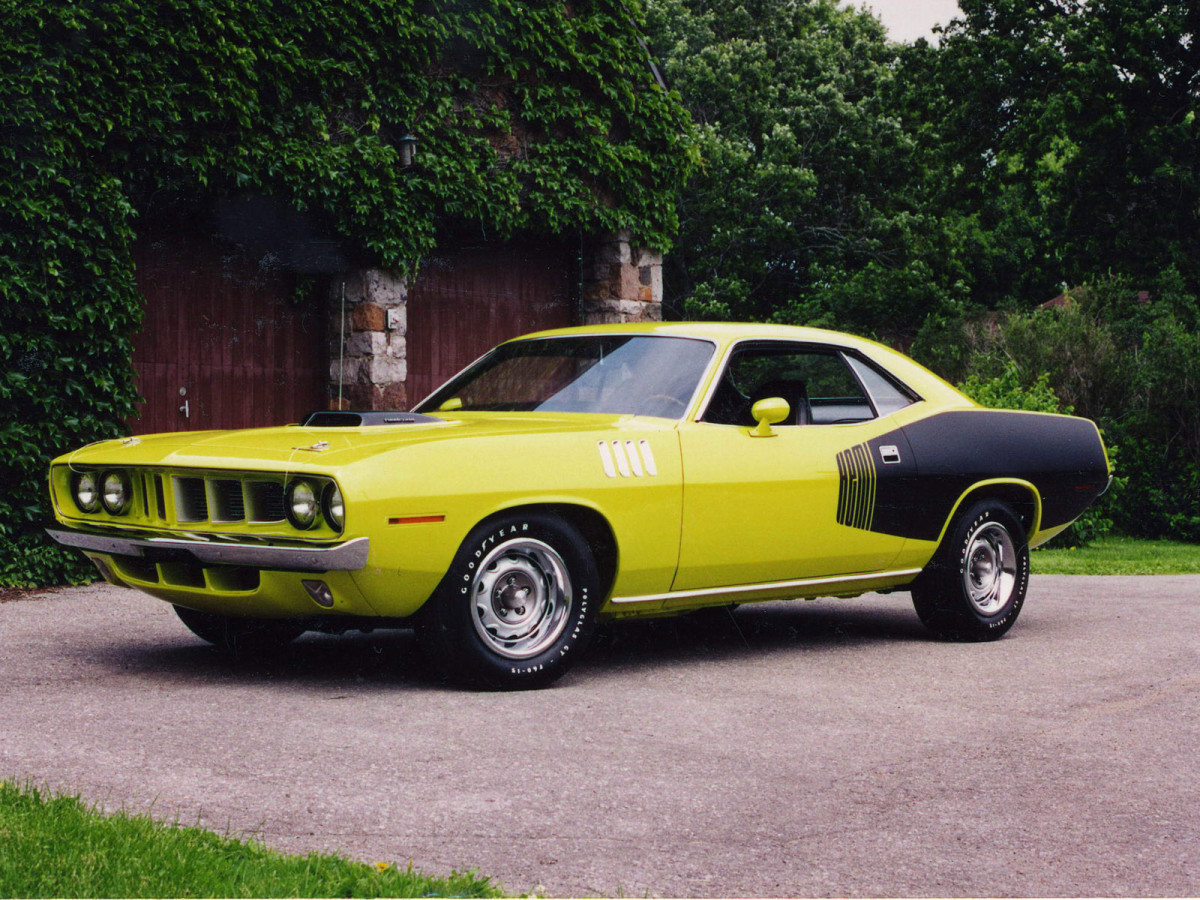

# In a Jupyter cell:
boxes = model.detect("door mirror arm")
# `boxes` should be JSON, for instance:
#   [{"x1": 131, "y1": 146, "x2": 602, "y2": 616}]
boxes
[{"x1": 749, "y1": 397, "x2": 790, "y2": 437}]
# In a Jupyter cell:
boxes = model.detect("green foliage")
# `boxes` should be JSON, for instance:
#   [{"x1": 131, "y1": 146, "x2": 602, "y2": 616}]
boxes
[
  {"x1": 950, "y1": 276, "x2": 1199, "y2": 542},
  {"x1": 958, "y1": 366, "x2": 1066, "y2": 415},
  {"x1": 906, "y1": 0, "x2": 1200, "y2": 304},
  {"x1": 642, "y1": 0, "x2": 966, "y2": 337},
  {"x1": 0, "y1": 0, "x2": 694, "y2": 586},
  {"x1": 0, "y1": 780, "x2": 500, "y2": 898},
  {"x1": 0, "y1": 534, "x2": 94, "y2": 589},
  {"x1": 957, "y1": 363, "x2": 1114, "y2": 546}
]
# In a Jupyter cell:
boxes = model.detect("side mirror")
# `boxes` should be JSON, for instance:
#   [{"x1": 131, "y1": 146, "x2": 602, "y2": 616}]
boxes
[
  {"x1": 750, "y1": 397, "x2": 789, "y2": 437},
  {"x1": 438, "y1": 397, "x2": 463, "y2": 412}
]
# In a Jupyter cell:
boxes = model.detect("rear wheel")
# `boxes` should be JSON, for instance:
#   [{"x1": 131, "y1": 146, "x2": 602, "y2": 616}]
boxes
[
  {"x1": 417, "y1": 512, "x2": 601, "y2": 689},
  {"x1": 911, "y1": 500, "x2": 1029, "y2": 641},
  {"x1": 173, "y1": 605, "x2": 305, "y2": 656}
]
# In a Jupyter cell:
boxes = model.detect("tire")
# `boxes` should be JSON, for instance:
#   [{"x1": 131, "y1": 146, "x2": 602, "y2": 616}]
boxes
[
  {"x1": 417, "y1": 512, "x2": 602, "y2": 689},
  {"x1": 911, "y1": 500, "x2": 1030, "y2": 641},
  {"x1": 173, "y1": 605, "x2": 305, "y2": 657}
]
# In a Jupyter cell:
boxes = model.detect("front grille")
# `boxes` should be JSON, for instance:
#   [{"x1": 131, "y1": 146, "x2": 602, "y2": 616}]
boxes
[
  {"x1": 108, "y1": 554, "x2": 261, "y2": 592},
  {"x1": 174, "y1": 477, "x2": 209, "y2": 522},
  {"x1": 246, "y1": 481, "x2": 286, "y2": 522},
  {"x1": 172, "y1": 475, "x2": 286, "y2": 524},
  {"x1": 154, "y1": 475, "x2": 167, "y2": 520},
  {"x1": 210, "y1": 479, "x2": 246, "y2": 522}
]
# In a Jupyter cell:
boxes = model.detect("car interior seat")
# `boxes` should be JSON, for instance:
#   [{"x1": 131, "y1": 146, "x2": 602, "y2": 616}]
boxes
[{"x1": 748, "y1": 378, "x2": 810, "y2": 426}]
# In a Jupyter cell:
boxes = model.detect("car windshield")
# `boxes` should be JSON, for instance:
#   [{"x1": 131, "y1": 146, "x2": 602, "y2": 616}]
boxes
[{"x1": 415, "y1": 335, "x2": 715, "y2": 419}]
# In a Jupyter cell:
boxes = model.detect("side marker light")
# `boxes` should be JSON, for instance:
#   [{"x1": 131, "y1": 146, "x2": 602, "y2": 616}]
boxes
[{"x1": 302, "y1": 580, "x2": 335, "y2": 608}]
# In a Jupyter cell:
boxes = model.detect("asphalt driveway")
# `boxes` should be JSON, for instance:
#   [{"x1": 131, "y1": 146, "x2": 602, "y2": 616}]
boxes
[{"x1": 2, "y1": 575, "x2": 1197, "y2": 897}]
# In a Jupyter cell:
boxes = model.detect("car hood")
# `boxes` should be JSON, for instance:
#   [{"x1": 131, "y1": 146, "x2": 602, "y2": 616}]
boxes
[{"x1": 61, "y1": 412, "x2": 670, "y2": 472}]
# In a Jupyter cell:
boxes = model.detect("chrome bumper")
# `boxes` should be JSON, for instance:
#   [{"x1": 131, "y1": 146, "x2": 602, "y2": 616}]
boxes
[{"x1": 46, "y1": 528, "x2": 370, "y2": 572}]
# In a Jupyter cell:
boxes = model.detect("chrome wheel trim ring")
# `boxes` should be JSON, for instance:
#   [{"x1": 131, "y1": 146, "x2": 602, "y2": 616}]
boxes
[
  {"x1": 962, "y1": 521, "x2": 1017, "y2": 616},
  {"x1": 471, "y1": 537, "x2": 573, "y2": 660}
]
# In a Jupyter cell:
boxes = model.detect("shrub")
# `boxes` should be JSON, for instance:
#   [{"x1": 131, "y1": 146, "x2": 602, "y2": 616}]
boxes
[
  {"x1": 957, "y1": 363, "x2": 1117, "y2": 546},
  {"x1": 940, "y1": 274, "x2": 1197, "y2": 542}
]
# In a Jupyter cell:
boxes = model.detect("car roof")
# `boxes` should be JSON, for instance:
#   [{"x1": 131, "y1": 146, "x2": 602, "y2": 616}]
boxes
[
  {"x1": 509, "y1": 321, "x2": 972, "y2": 408},
  {"x1": 516, "y1": 321, "x2": 867, "y2": 344}
]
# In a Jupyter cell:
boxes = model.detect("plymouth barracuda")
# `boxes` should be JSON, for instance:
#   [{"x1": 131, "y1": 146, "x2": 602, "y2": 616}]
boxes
[{"x1": 47, "y1": 323, "x2": 1110, "y2": 688}]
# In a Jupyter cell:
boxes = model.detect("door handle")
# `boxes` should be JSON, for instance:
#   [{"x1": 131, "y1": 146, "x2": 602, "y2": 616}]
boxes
[{"x1": 179, "y1": 400, "x2": 190, "y2": 418}]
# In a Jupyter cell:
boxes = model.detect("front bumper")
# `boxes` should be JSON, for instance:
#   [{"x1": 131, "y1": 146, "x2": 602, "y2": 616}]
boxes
[{"x1": 46, "y1": 527, "x2": 370, "y2": 572}]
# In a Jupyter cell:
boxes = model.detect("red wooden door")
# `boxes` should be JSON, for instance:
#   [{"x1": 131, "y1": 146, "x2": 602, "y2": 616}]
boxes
[
  {"x1": 131, "y1": 236, "x2": 328, "y2": 434},
  {"x1": 405, "y1": 242, "x2": 575, "y2": 404}
]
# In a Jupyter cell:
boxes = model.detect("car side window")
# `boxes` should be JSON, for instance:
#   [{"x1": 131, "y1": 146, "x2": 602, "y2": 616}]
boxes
[
  {"x1": 843, "y1": 354, "x2": 917, "y2": 417},
  {"x1": 702, "y1": 342, "x2": 876, "y2": 426}
]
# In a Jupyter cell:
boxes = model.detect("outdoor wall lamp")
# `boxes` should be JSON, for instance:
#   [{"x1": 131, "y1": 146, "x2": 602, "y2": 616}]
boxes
[{"x1": 398, "y1": 133, "x2": 418, "y2": 168}]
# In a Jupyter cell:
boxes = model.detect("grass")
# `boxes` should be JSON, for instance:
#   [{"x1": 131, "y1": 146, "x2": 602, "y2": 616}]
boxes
[
  {"x1": 1032, "y1": 536, "x2": 1200, "y2": 575},
  {"x1": 0, "y1": 780, "x2": 502, "y2": 899}
]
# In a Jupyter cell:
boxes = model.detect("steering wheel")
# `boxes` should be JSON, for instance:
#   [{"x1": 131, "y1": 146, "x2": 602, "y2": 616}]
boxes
[{"x1": 638, "y1": 393, "x2": 688, "y2": 417}]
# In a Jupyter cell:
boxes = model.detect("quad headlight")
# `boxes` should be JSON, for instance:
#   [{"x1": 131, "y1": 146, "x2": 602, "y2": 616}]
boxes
[
  {"x1": 322, "y1": 482, "x2": 344, "y2": 532},
  {"x1": 101, "y1": 470, "x2": 132, "y2": 514},
  {"x1": 285, "y1": 479, "x2": 345, "y2": 532},
  {"x1": 72, "y1": 471, "x2": 102, "y2": 513},
  {"x1": 285, "y1": 479, "x2": 320, "y2": 530}
]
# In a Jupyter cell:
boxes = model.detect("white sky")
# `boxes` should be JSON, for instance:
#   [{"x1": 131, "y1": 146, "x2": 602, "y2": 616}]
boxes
[{"x1": 848, "y1": 0, "x2": 962, "y2": 43}]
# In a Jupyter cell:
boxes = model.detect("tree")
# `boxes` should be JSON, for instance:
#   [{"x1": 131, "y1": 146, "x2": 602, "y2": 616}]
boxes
[
  {"x1": 644, "y1": 0, "x2": 966, "y2": 337},
  {"x1": 911, "y1": 0, "x2": 1200, "y2": 302}
]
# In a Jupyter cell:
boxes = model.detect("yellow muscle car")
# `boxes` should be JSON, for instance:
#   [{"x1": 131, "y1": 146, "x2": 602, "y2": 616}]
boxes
[{"x1": 48, "y1": 323, "x2": 1110, "y2": 688}]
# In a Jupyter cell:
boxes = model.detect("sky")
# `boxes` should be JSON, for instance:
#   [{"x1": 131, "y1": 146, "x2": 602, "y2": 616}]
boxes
[{"x1": 850, "y1": 0, "x2": 962, "y2": 42}]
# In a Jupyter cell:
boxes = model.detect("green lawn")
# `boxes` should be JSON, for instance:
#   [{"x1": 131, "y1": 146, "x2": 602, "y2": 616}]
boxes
[
  {"x1": 0, "y1": 780, "x2": 501, "y2": 899},
  {"x1": 1032, "y1": 536, "x2": 1200, "y2": 575}
]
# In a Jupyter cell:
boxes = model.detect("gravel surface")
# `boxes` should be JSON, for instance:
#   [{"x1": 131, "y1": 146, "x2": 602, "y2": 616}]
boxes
[{"x1": 2, "y1": 576, "x2": 1198, "y2": 897}]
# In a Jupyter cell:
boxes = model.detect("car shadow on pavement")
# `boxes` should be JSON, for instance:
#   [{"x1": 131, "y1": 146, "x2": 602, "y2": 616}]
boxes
[
  {"x1": 74, "y1": 596, "x2": 930, "y2": 690},
  {"x1": 84, "y1": 627, "x2": 458, "y2": 691},
  {"x1": 581, "y1": 597, "x2": 930, "y2": 676}
]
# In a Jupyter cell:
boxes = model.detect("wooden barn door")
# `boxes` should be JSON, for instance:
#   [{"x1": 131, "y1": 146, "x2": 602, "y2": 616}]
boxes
[
  {"x1": 131, "y1": 236, "x2": 328, "y2": 434},
  {"x1": 405, "y1": 242, "x2": 576, "y2": 404}
]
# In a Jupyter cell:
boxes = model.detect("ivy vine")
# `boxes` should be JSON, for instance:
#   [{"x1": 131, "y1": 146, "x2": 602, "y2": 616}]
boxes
[{"x1": 0, "y1": 0, "x2": 695, "y2": 586}]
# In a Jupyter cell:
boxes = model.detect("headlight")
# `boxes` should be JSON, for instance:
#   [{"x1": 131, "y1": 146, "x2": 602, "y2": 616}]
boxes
[
  {"x1": 286, "y1": 480, "x2": 319, "y2": 530},
  {"x1": 72, "y1": 471, "x2": 101, "y2": 513},
  {"x1": 100, "y1": 470, "x2": 132, "y2": 514},
  {"x1": 322, "y1": 482, "x2": 344, "y2": 532}
]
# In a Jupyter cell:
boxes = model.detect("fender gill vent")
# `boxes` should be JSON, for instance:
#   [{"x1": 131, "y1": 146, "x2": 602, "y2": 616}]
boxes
[{"x1": 598, "y1": 440, "x2": 658, "y2": 478}]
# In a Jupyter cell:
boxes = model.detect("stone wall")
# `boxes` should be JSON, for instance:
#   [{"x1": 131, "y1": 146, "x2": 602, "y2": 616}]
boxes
[
  {"x1": 580, "y1": 229, "x2": 663, "y2": 324},
  {"x1": 326, "y1": 232, "x2": 663, "y2": 410},
  {"x1": 327, "y1": 269, "x2": 408, "y2": 410}
]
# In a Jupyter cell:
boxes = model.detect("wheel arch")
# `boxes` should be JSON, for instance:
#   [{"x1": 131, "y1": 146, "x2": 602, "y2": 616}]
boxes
[
  {"x1": 469, "y1": 502, "x2": 619, "y2": 602},
  {"x1": 936, "y1": 479, "x2": 1041, "y2": 547}
]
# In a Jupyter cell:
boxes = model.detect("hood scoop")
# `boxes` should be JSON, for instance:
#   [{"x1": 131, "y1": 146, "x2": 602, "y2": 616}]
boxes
[{"x1": 300, "y1": 410, "x2": 442, "y2": 427}]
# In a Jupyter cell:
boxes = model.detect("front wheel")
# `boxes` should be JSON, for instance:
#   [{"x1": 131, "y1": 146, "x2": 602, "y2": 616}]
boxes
[
  {"x1": 911, "y1": 500, "x2": 1030, "y2": 641},
  {"x1": 417, "y1": 512, "x2": 602, "y2": 689}
]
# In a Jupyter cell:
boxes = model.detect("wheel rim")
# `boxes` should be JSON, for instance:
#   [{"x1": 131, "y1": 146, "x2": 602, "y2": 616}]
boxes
[
  {"x1": 471, "y1": 537, "x2": 573, "y2": 660},
  {"x1": 962, "y1": 521, "x2": 1017, "y2": 616}
]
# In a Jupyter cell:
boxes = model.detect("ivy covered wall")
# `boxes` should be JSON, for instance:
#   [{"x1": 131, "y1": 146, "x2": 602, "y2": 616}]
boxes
[{"x1": 0, "y1": 0, "x2": 695, "y2": 586}]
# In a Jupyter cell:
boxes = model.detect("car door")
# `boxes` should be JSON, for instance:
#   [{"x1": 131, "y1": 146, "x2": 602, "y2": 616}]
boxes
[{"x1": 672, "y1": 340, "x2": 916, "y2": 591}]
